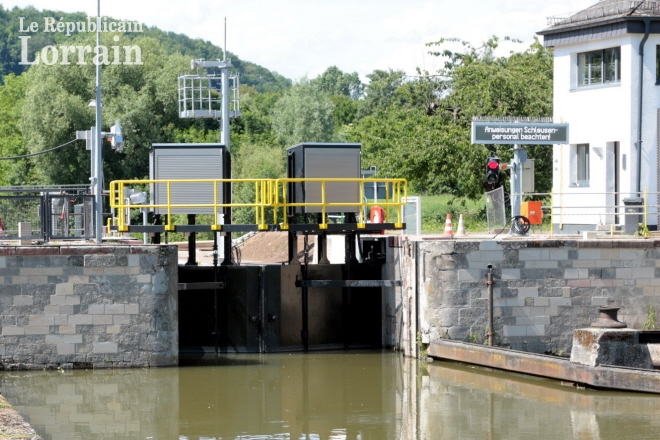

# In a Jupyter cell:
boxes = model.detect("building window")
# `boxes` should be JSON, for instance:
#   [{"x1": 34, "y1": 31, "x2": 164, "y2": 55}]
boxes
[
  {"x1": 577, "y1": 144, "x2": 590, "y2": 185},
  {"x1": 578, "y1": 47, "x2": 620, "y2": 86}
]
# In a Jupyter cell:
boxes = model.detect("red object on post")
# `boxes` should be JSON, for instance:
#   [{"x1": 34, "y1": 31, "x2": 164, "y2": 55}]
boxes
[
  {"x1": 370, "y1": 206, "x2": 385, "y2": 223},
  {"x1": 369, "y1": 206, "x2": 385, "y2": 234},
  {"x1": 0, "y1": 217, "x2": 4, "y2": 235}
]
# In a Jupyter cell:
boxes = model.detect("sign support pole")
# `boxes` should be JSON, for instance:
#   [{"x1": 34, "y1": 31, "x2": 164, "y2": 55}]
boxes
[{"x1": 511, "y1": 144, "x2": 524, "y2": 220}]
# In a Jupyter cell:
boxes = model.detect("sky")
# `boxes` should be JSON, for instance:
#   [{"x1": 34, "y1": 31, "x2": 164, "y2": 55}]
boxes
[{"x1": 2, "y1": 0, "x2": 596, "y2": 81}]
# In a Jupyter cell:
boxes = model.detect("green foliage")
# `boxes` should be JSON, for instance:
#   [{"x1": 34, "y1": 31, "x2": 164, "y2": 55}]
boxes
[
  {"x1": 358, "y1": 69, "x2": 405, "y2": 117},
  {"x1": 231, "y1": 87, "x2": 282, "y2": 153},
  {"x1": 0, "y1": 5, "x2": 290, "y2": 91},
  {"x1": 232, "y1": 144, "x2": 286, "y2": 225},
  {"x1": 416, "y1": 332, "x2": 428, "y2": 360},
  {"x1": 345, "y1": 108, "x2": 484, "y2": 197},
  {"x1": 345, "y1": 37, "x2": 555, "y2": 199},
  {"x1": 20, "y1": 33, "x2": 192, "y2": 184},
  {"x1": 311, "y1": 66, "x2": 363, "y2": 99},
  {"x1": 643, "y1": 304, "x2": 657, "y2": 330},
  {"x1": 635, "y1": 223, "x2": 651, "y2": 238},
  {"x1": 0, "y1": 73, "x2": 33, "y2": 185},
  {"x1": 430, "y1": 36, "x2": 555, "y2": 194},
  {"x1": 271, "y1": 78, "x2": 335, "y2": 147},
  {"x1": 419, "y1": 195, "x2": 486, "y2": 233},
  {"x1": 0, "y1": 3, "x2": 556, "y2": 212}
]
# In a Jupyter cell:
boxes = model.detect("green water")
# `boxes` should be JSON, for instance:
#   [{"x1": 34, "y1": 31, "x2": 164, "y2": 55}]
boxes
[{"x1": 1, "y1": 351, "x2": 659, "y2": 439}]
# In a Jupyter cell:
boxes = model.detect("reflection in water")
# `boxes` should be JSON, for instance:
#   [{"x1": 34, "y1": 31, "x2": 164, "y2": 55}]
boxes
[{"x1": 1, "y1": 352, "x2": 660, "y2": 439}]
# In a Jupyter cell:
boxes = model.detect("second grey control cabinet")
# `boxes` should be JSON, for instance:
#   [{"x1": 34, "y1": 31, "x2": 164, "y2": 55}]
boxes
[{"x1": 286, "y1": 143, "x2": 361, "y2": 215}]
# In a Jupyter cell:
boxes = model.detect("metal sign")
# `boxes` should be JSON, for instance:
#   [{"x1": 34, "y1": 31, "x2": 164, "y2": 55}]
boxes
[{"x1": 472, "y1": 122, "x2": 569, "y2": 145}]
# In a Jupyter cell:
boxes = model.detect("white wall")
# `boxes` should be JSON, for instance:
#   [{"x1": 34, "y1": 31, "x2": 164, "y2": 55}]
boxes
[{"x1": 551, "y1": 32, "x2": 660, "y2": 228}]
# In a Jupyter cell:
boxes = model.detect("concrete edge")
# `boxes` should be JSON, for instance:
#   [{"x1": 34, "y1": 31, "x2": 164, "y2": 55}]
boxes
[{"x1": 428, "y1": 339, "x2": 660, "y2": 394}]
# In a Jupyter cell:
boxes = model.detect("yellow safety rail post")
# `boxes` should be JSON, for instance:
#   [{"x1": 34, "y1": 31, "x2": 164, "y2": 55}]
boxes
[
  {"x1": 117, "y1": 181, "x2": 128, "y2": 232},
  {"x1": 396, "y1": 180, "x2": 407, "y2": 228},
  {"x1": 275, "y1": 180, "x2": 286, "y2": 229},
  {"x1": 256, "y1": 179, "x2": 268, "y2": 231},
  {"x1": 320, "y1": 180, "x2": 328, "y2": 229},
  {"x1": 385, "y1": 178, "x2": 390, "y2": 223},
  {"x1": 211, "y1": 180, "x2": 221, "y2": 231},
  {"x1": 165, "y1": 181, "x2": 175, "y2": 231},
  {"x1": 357, "y1": 179, "x2": 366, "y2": 228},
  {"x1": 108, "y1": 181, "x2": 116, "y2": 230}
]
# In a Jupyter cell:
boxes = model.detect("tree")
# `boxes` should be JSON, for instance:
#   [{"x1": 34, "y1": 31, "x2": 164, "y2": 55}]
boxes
[
  {"x1": 311, "y1": 66, "x2": 363, "y2": 128},
  {"x1": 345, "y1": 38, "x2": 555, "y2": 198},
  {"x1": 311, "y1": 66, "x2": 363, "y2": 99},
  {"x1": 20, "y1": 34, "x2": 192, "y2": 185},
  {"x1": 271, "y1": 78, "x2": 334, "y2": 147},
  {"x1": 230, "y1": 86, "x2": 282, "y2": 153},
  {"x1": 345, "y1": 107, "x2": 484, "y2": 197},
  {"x1": 0, "y1": 73, "x2": 33, "y2": 185},
  {"x1": 429, "y1": 36, "x2": 555, "y2": 193},
  {"x1": 358, "y1": 69, "x2": 406, "y2": 117},
  {"x1": 232, "y1": 143, "x2": 286, "y2": 225}
]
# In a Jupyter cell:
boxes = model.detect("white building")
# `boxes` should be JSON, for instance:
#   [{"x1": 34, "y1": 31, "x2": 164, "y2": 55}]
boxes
[{"x1": 539, "y1": 0, "x2": 660, "y2": 232}]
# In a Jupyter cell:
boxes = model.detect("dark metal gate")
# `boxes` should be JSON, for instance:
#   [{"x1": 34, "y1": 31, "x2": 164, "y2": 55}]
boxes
[{"x1": 0, "y1": 186, "x2": 94, "y2": 242}]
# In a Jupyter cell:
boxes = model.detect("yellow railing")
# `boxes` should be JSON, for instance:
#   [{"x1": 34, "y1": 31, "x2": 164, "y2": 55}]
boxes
[
  {"x1": 109, "y1": 179, "x2": 275, "y2": 232},
  {"x1": 273, "y1": 178, "x2": 407, "y2": 230},
  {"x1": 109, "y1": 177, "x2": 407, "y2": 232}
]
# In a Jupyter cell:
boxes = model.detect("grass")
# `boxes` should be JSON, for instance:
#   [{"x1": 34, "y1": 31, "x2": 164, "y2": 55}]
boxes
[
  {"x1": 417, "y1": 194, "x2": 553, "y2": 235},
  {"x1": 419, "y1": 195, "x2": 488, "y2": 234}
]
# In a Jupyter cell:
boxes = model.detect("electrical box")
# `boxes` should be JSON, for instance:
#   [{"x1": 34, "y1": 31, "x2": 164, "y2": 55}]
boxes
[
  {"x1": 286, "y1": 143, "x2": 361, "y2": 214},
  {"x1": 521, "y1": 201, "x2": 543, "y2": 225},
  {"x1": 149, "y1": 143, "x2": 225, "y2": 214},
  {"x1": 522, "y1": 159, "x2": 535, "y2": 193}
]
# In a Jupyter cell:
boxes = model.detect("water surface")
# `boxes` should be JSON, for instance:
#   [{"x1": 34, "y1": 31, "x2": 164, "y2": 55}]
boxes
[{"x1": 1, "y1": 351, "x2": 660, "y2": 439}]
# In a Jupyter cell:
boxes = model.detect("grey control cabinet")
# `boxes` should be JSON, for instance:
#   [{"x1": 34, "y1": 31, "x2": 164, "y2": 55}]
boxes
[
  {"x1": 149, "y1": 143, "x2": 225, "y2": 214},
  {"x1": 286, "y1": 143, "x2": 361, "y2": 215}
]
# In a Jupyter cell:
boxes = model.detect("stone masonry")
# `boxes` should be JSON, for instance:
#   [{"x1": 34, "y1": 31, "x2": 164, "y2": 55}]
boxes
[
  {"x1": 398, "y1": 238, "x2": 660, "y2": 357},
  {"x1": 0, "y1": 245, "x2": 178, "y2": 369}
]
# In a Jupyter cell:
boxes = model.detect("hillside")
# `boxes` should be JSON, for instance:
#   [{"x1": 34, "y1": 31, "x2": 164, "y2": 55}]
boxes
[{"x1": 0, "y1": 5, "x2": 291, "y2": 91}]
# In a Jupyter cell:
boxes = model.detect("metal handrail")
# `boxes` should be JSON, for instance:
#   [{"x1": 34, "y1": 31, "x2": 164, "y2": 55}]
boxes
[
  {"x1": 523, "y1": 189, "x2": 652, "y2": 237},
  {"x1": 109, "y1": 177, "x2": 407, "y2": 232},
  {"x1": 273, "y1": 178, "x2": 407, "y2": 230},
  {"x1": 109, "y1": 178, "x2": 275, "y2": 232}
]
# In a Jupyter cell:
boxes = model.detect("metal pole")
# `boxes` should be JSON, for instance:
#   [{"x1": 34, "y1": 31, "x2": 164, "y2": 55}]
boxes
[
  {"x1": 213, "y1": 232, "x2": 219, "y2": 357},
  {"x1": 221, "y1": 44, "x2": 233, "y2": 265},
  {"x1": 302, "y1": 235, "x2": 309, "y2": 351},
  {"x1": 93, "y1": 0, "x2": 103, "y2": 243},
  {"x1": 510, "y1": 145, "x2": 522, "y2": 220},
  {"x1": 487, "y1": 264, "x2": 494, "y2": 346}
]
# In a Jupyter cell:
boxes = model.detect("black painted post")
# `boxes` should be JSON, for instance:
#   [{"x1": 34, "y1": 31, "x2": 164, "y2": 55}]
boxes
[{"x1": 186, "y1": 214, "x2": 197, "y2": 266}]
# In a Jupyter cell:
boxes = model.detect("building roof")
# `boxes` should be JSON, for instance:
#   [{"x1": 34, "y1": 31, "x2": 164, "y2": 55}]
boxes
[{"x1": 539, "y1": 1, "x2": 660, "y2": 46}]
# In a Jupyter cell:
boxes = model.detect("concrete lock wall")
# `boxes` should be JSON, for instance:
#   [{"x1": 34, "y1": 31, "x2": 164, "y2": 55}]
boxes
[
  {"x1": 0, "y1": 245, "x2": 178, "y2": 370},
  {"x1": 397, "y1": 238, "x2": 660, "y2": 357}
]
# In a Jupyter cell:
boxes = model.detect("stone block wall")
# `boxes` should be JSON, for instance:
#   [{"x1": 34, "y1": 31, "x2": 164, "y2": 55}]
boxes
[
  {"x1": 0, "y1": 245, "x2": 178, "y2": 369},
  {"x1": 398, "y1": 238, "x2": 660, "y2": 357}
]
